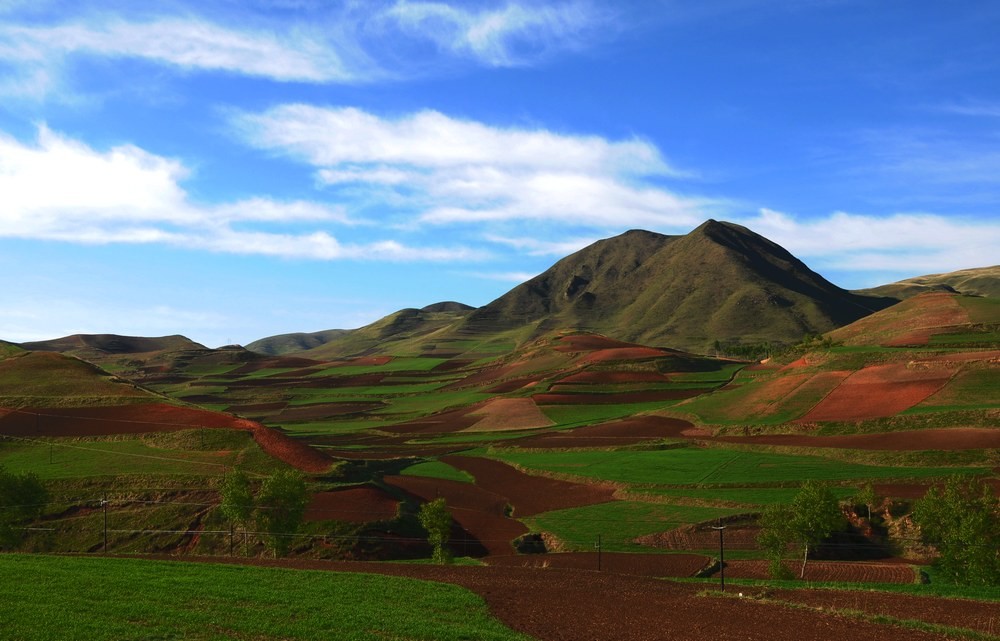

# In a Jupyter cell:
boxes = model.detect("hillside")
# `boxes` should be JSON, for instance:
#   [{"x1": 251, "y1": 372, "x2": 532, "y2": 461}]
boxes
[
  {"x1": 20, "y1": 334, "x2": 205, "y2": 356},
  {"x1": 246, "y1": 329, "x2": 350, "y2": 356},
  {"x1": 463, "y1": 220, "x2": 895, "y2": 353},
  {"x1": 857, "y1": 265, "x2": 1000, "y2": 299}
]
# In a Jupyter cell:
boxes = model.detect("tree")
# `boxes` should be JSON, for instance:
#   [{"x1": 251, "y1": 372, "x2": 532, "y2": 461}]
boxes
[
  {"x1": 0, "y1": 466, "x2": 48, "y2": 549},
  {"x1": 219, "y1": 470, "x2": 254, "y2": 555},
  {"x1": 418, "y1": 498, "x2": 453, "y2": 564},
  {"x1": 914, "y1": 476, "x2": 999, "y2": 586},
  {"x1": 255, "y1": 470, "x2": 308, "y2": 557},
  {"x1": 757, "y1": 480, "x2": 845, "y2": 578},
  {"x1": 855, "y1": 481, "x2": 878, "y2": 521}
]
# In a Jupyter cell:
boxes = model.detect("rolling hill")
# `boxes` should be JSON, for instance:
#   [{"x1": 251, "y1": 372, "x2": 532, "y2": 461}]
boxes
[{"x1": 856, "y1": 265, "x2": 1000, "y2": 300}]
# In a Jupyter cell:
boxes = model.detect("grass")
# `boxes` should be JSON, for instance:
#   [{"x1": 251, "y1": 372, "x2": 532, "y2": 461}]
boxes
[
  {"x1": 0, "y1": 554, "x2": 533, "y2": 641},
  {"x1": 524, "y1": 501, "x2": 741, "y2": 552},
  {"x1": 637, "y1": 486, "x2": 858, "y2": 506},
  {"x1": 401, "y1": 460, "x2": 474, "y2": 483},
  {"x1": 309, "y1": 357, "x2": 449, "y2": 376},
  {"x1": 490, "y1": 446, "x2": 987, "y2": 486},
  {"x1": 540, "y1": 401, "x2": 677, "y2": 427}
]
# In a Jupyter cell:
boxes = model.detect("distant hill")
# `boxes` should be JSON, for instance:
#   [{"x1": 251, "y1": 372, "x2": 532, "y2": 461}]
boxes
[
  {"x1": 21, "y1": 334, "x2": 204, "y2": 355},
  {"x1": 246, "y1": 329, "x2": 350, "y2": 356},
  {"x1": 857, "y1": 265, "x2": 1000, "y2": 300},
  {"x1": 462, "y1": 220, "x2": 895, "y2": 353}
]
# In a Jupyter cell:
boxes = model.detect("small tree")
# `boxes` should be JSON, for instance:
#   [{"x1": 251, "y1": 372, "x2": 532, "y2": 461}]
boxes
[
  {"x1": 0, "y1": 466, "x2": 48, "y2": 549},
  {"x1": 418, "y1": 498, "x2": 453, "y2": 564},
  {"x1": 914, "y1": 476, "x2": 999, "y2": 586},
  {"x1": 758, "y1": 480, "x2": 844, "y2": 578},
  {"x1": 219, "y1": 470, "x2": 254, "y2": 554},
  {"x1": 855, "y1": 481, "x2": 878, "y2": 521},
  {"x1": 255, "y1": 470, "x2": 308, "y2": 557}
]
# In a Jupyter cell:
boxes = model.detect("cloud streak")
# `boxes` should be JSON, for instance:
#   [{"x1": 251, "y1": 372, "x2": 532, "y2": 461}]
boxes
[
  {"x1": 233, "y1": 104, "x2": 716, "y2": 230},
  {"x1": 0, "y1": 126, "x2": 479, "y2": 262}
]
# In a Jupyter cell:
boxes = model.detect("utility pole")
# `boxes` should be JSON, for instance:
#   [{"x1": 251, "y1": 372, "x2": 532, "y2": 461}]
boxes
[
  {"x1": 101, "y1": 497, "x2": 108, "y2": 554},
  {"x1": 711, "y1": 519, "x2": 726, "y2": 592},
  {"x1": 595, "y1": 534, "x2": 602, "y2": 571}
]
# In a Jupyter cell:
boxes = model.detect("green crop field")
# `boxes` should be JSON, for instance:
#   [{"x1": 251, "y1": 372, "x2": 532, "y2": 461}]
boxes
[
  {"x1": 524, "y1": 501, "x2": 741, "y2": 552},
  {"x1": 539, "y1": 401, "x2": 677, "y2": 427},
  {"x1": 0, "y1": 555, "x2": 532, "y2": 641},
  {"x1": 637, "y1": 486, "x2": 858, "y2": 506},
  {"x1": 401, "y1": 460, "x2": 474, "y2": 483},
  {"x1": 489, "y1": 446, "x2": 987, "y2": 486}
]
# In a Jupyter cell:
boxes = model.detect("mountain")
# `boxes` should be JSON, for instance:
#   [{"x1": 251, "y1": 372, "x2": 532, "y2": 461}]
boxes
[
  {"x1": 20, "y1": 334, "x2": 204, "y2": 356},
  {"x1": 856, "y1": 265, "x2": 1000, "y2": 300},
  {"x1": 246, "y1": 329, "x2": 351, "y2": 356},
  {"x1": 462, "y1": 220, "x2": 895, "y2": 352}
]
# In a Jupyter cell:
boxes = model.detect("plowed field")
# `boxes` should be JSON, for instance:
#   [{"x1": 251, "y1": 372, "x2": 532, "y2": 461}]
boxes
[
  {"x1": 304, "y1": 486, "x2": 399, "y2": 523},
  {"x1": 723, "y1": 559, "x2": 916, "y2": 583},
  {"x1": 512, "y1": 415, "x2": 694, "y2": 448}
]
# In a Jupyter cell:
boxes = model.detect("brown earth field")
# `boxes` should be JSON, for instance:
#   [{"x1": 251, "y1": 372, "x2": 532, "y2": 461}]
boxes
[
  {"x1": 304, "y1": 486, "x2": 399, "y2": 523},
  {"x1": 463, "y1": 398, "x2": 555, "y2": 432},
  {"x1": 710, "y1": 427, "x2": 1000, "y2": 450},
  {"x1": 0, "y1": 404, "x2": 333, "y2": 473},
  {"x1": 798, "y1": 363, "x2": 955, "y2": 422},
  {"x1": 722, "y1": 559, "x2": 916, "y2": 584},
  {"x1": 580, "y1": 346, "x2": 673, "y2": 363},
  {"x1": 553, "y1": 334, "x2": 641, "y2": 351},
  {"x1": 766, "y1": 587, "x2": 1000, "y2": 636},
  {"x1": 164, "y1": 556, "x2": 973, "y2": 641},
  {"x1": 533, "y1": 389, "x2": 709, "y2": 404},
  {"x1": 511, "y1": 415, "x2": 695, "y2": 448},
  {"x1": 556, "y1": 370, "x2": 674, "y2": 384},
  {"x1": 440, "y1": 455, "x2": 617, "y2": 517},
  {"x1": 384, "y1": 474, "x2": 527, "y2": 556},
  {"x1": 378, "y1": 404, "x2": 481, "y2": 434},
  {"x1": 485, "y1": 551, "x2": 709, "y2": 577}
]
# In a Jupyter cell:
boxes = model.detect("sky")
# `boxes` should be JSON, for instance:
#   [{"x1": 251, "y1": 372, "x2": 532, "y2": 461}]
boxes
[{"x1": 1, "y1": 0, "x2": 998, "y2": 347}]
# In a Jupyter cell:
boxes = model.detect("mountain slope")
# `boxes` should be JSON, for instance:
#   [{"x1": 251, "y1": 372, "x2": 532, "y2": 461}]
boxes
[
  {"x1": 463, "y1": 220, "x2": 895, "y2": 352},
  {"x1": 246, "y1": 329, "x2": 350, "y2": 356},
  {"x1": 857, "y1": 265, "x2": 1000, "y2": 300},
  {"x1": 20, "y1": 334, "x2": 205, "y2": 356}
]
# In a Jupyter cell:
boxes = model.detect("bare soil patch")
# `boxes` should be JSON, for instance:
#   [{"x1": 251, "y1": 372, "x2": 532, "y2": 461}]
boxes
[
  {"x1": 463, "y1": 398, "x2": 554, "y2": 432},
  {"x1": 379, "y1": 405, "x2": 480, "y2": 434},
  {"x1": 170, "y1": 556, "x2": 956, "y2": 641},
  {"x1": 0, "y1": 403, "x2": 243, "y2": 437},
  {"x1": 486, "y1": 551, "x2": 709, "y2": 577},
  {"x1": 581, "y1": 346, "x2": 671, "y2": 363},
  {"x1": 799, "y1": 363, "x2": 954, "y2": 422},
  {"x1": 723, "y1": 559, "x2": 916, "y2": 583},
  {"x1": 639, "y1": 522, "x2": 762, "y2": 551},
  {"x1": 304, "y1": 486, "x2": 399, "y2": 523},
  {"x1": 274, "y1": 401, "x2": 385, "y2": 421},
  {"x1": 384, "y1": 474, "x2": 527, "y2": 556},
  {"x1": 441, "y1": 455, "x2": 617, "y2": 517},
  {"x1": 533, "y1": 389, "x2": 708, "y2": 405},
  {"x1": 557, "y1": 370, "x2": 673, "y2": 385},
  {"x1": 553, "y1": 334, "x2": 639, "y2": 352}
]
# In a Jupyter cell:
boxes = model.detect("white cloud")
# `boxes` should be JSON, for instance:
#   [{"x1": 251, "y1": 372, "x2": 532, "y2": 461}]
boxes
[
  {"x1": 741, "y1": 208, "x2": 1000, "y2": 275},
  {"x1": 0, "y1": 17, "x2": 367, "y2": 86},
  {"x1": 0, "y1": 126, "x2": 479, "y2": 262},
  {"x1": 381, "y1": 0, "x2": 607, "y2": 67},
  {"x1": 467, "y1": 270, "x2": 540, "y2": 283},
  {"x1": 234, "y1": 104, "x2": 715, "y2": 229},
  {"x1": 483, "y1": 233, "x2": 597, "y2": 256}
]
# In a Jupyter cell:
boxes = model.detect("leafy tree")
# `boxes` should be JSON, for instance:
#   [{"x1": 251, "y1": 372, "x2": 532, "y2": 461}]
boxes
[
  {"x1": 0, "y1": 466, "x2": 48, "y2": 549},
  {"x1": 418, "y1": 498, "x2": 453, "y2": 564},
  {"x1": 914, "y1": 476, "x2": 999, "y2": 586},
  {"x1": 255, "y1": 470, "x2": 308, "y2": 557},
  {"x1": 219, "y1": 470, "x2": 254, "y2": 554},
  {"x1": 757, "y1": 480, "x2": 844, "y2": 578},
  {"x1": 855, "y1": 481, "x2": 878, "y2": 521}
]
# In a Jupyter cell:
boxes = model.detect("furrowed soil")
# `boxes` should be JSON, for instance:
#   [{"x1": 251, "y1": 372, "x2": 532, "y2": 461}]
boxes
[{"x1": 165, "y1": 556, "x2": 966, "y2": 641}]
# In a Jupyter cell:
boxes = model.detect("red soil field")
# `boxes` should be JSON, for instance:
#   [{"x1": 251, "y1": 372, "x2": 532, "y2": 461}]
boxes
[
  {"x1": 326, "y1": 356, "x2": 394, "y2": 367},
  {"x1": 487, "y1": 377, "x2": 541, "y2": 393},
  {"x1": 557, "y1": 370, "x2": 673, "y2": 384},
  {"x1": 639, "y1": 522, "x2": 762, "y2": 551},
  {"x1": 723, "y1": 559, "x2": 916, "y2": 583},
  {"x1": 799, "y1": 363, "x2": 954, "y2": 422},
  {"x1": 533, "y1": 388, "x2": 708, "y2": 404},
  {"x1": 304, "y1": 486, "x2": 399, "y2": 523},
  {"x1": 486, "y1": 551, "x2": 709, "y2": 577},
  {"x1": 512, "y1": 415, "x2": 695, "y2": 448},
  {"x1": 274, "y1": 401, "x2": 385, "y2": 421},
  {"x1": 580, "y1": 346, "x2": 671, "y2": 363},
  {"x1": 553, "y1": 334, "x2": 639, "y2": 352},
  {"x1": 384, "y1": 474, "x2": 527, "y2": 556},
  {"x1": 463, "y1": 398, "x2": 554, "y2": 432},
  {"x1": 174, "y1": 556, "x2": 959, "y2": 641},
  {"x1": 440, "y1": 455, "x2": 617, "y2": 517},
  {"x1": 228, "y1": 356, "x2": 323, "y2": 374},
  {"x1": 379, "y1": 405, "x2": 481, "y2": 434},
  {"x1": 768, "y1": 588, "x2": 1000, "y2": 637}
]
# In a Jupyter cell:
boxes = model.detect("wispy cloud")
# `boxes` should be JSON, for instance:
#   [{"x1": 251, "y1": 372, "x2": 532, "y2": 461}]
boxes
[
  {"x1": 233, "y1": 104, "x2": 717, "y2": 230},
  {"x1": 380, "y1": 0, "x2": 609, "y2": 67},
  {"x1": 0, "y1": 1, "x2": 611, "y2": 98},
  {"x1": 0, "y1": 126, "x2": 479, "y2": 262},
  {"x1": 742, "y1": 208, "x2": 1000, "y2": 276},
  {"x1": 939, "y1": 99, "x2": 1000, "y2": 118},
  {"x1": 466, "y1": 270, "x2": 541, "y2": 283},
  {"x1": 483, "y1": 234, "x2": 597, "y2": 256}
]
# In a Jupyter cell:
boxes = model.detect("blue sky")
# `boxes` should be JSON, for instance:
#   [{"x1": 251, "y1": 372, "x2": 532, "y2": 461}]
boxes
[{"x1": 1, "y1": 0, "x2": 998, "y2": 347}]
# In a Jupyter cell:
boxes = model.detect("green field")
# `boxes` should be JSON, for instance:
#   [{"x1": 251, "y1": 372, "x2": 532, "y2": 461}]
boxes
[
  {"x1": 401, "y1": 460, "x2": 474, "y2": 483},
  {"x1": 637, "y1": 486, "x2": 858, "y2": 506},
  {"x1": 0, "y1": 555, "x2": 531, "y2": 641},
  {"x1": 524, "y1": 501, "x2": 741, "y2": 552},
  {"x1": 489, "y1": 446, "x2": 987, "y2": 486}
]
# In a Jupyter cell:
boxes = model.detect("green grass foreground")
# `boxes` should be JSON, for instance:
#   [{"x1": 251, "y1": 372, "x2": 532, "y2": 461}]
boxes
[{"x1": 0, "y1": 554, "x2": 534, "y2": 641}]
